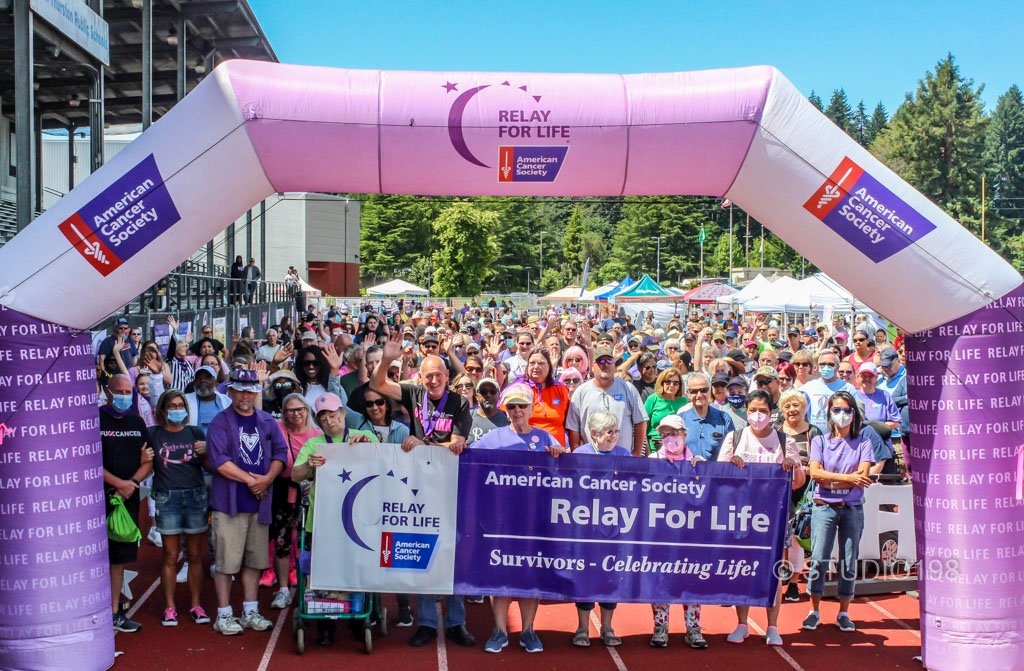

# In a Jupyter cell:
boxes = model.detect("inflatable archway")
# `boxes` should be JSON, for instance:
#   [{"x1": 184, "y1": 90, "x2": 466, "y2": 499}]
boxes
[{"x1": 0, "y1": 61, "x2": 1021, "y2": 671}]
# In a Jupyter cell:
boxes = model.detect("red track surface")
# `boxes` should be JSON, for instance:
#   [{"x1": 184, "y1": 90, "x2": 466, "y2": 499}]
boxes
[{"x1": 114, "y1": 517, "x2": 924, "y2": 671}]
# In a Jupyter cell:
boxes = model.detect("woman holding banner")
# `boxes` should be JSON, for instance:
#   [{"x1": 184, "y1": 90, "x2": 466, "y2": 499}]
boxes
[
  {"x1": 472, "y1": 383, "x2": 565, "y2": 654},
  {"x1": 718, "y1": 390, "x2": 804, "y2": 646}
]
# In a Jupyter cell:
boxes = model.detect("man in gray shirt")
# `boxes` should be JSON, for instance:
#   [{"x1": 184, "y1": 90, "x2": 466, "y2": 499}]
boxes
[
  {"x1": 566, "y1": 346, "x2": 649, "y2": 456},
  {"x1": 467, "y1": 377, "x2": 509, "y2": 445}
]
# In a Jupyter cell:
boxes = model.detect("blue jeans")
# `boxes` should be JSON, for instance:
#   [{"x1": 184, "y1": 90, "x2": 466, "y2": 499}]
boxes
[
  {"x1": 808, "y1": 503, "x2": 864, "y2": 598},
  {"x1": 416, "y1": 595, "x2": 466, "y2": 629}
]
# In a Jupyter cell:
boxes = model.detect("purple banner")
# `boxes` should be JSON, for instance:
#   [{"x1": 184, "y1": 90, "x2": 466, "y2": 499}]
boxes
[
  {"x1": 906, "y1": 284, "x2": 1024, "y2": 671},
  {"x1": 454, "y1": 451, "x2": 790, "y2": 605},
  {"x1": 0, "y1": 307, "x2": 112, "y2": 670}
]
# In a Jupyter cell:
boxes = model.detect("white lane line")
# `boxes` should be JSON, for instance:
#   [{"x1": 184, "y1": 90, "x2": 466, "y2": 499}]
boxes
[
  {"x1": 436, "y1": 602, "x2": 449, "y2": 671},
  {"x1": 124, "y1": 578, "x2": 161, "y2": 620},
  {"x1": 864, "y1": 597, "x2": 921, "y2": 638},
  {"x1": 255, "y1": 606, "x2": 291, "y2": 671},
  {"x1": 589, "y1": 611, "x2": 628, "y2": 671},
  {"x1": 746, "y1": 619, "x2": 807, "y2": 671}
]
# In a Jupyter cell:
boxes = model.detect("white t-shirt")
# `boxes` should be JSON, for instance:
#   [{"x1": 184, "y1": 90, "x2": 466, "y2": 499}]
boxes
[{"x1": 718, "y1": 428, "x2": 799, "y2": 465}]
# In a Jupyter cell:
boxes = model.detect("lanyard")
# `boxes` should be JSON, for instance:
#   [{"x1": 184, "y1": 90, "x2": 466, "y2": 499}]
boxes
[{"x1": 323, "y1": 429, "x2": 349, "y2": 444}]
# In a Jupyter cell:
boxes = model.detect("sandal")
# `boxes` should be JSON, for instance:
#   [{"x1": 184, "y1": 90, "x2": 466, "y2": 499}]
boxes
[
  {"x1": 572, "y1": 628, "x2": 590, "y2": 647},
  {"x1": 601, "y1": 628, "x2": 622, "y2": 647}
]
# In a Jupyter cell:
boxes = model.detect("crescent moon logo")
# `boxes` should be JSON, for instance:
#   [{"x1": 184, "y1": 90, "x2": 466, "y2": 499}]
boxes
[
  {"x1": 341, "y1": 474, "x2": 379, "y2": 551},
  {"x1": 448, "y1": 85, "x2": 491, "y2": 168}
]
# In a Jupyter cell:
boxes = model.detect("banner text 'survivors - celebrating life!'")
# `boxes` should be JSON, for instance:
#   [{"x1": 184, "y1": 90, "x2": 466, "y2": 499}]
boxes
[{"x1": 0, "y1": 61, "x2": 1022, "y2": 670}]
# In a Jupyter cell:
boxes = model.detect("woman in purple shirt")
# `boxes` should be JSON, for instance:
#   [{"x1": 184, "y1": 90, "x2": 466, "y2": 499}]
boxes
[{"x1": 802, "y1": 390, "x2": 874, "y2": 634}]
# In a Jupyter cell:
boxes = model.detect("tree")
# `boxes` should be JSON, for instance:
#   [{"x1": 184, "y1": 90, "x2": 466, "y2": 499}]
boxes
[
  {"x1": 481, "y1": 198, "x2": 544, "y2": 293},
  {"x1": 359, "y1": 195, "x2": 439, "y2": 282},
  {"x1": 602, "y1": 197, "x2": 712, "y2": 284},
  {"x1": 808, "y1": 91, "x2": 824, "y2": 111},
  {"x1": 984, "y1": 85, "x2": 1024, "y2": 251},
  {"x1": 825, "y1": 89, "x2": 853, "y2": 132},
  {"x1": 866, "y1": 102, "x2": 889, "y2": 145},
  {"x1": 430, "y1": 202, "x2": 499, "y2": 296},
  {"x1": 872, "y1": 54, "x2": 988, "y2": 235},
  {"x1": 851, "y1": 100, "x2": 870, "y2": 146}
]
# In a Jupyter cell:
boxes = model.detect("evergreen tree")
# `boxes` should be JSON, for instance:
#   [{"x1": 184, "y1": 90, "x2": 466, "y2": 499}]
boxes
[
  {"x1": 808, "y1": 91, "x2": 824, "y2": 111},
  {"x1": 431, "y1": 202, "x2": 499, "y2": 296},
  {"x1": 983, "y1": 85, "x2": 1024, "y2": 250},
  {"x1": 867, "y1": 102, "x2": 889, "y2": 145},
  {"x1": 852, "y1": 100, "x2": 870, "y2": 146},
  {"x1": 872, "y1": 54, "x2": 988, "y2": 235},
  {"x1": 602, "y1": 197, "x2": 710, "y2": 284},
  {"x1": 825, "y1": 89, "x2": 853, "y2": 132},
  {"x1": 359, "y1": 195, "x2": 439, "y2": 283}
]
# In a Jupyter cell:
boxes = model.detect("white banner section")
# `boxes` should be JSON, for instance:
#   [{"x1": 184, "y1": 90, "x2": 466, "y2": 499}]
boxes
[{"x1": 310, "y1": 443, "x2": 458, "y2": 594}]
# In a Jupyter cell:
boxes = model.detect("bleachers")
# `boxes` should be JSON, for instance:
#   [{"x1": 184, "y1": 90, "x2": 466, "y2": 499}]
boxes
[{"x1": 0, "y1": 198, "x2": 20, "y2": 245}]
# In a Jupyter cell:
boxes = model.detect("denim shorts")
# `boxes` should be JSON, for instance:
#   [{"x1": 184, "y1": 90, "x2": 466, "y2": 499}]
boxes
[{"x1": 153, "y1": 486, "x2": 209, "y2": 535}]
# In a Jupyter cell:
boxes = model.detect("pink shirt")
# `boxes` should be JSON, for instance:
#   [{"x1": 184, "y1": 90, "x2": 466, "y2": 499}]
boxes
[{"x1": 276, "y1": 422, "x2": 323, "y2": 502}]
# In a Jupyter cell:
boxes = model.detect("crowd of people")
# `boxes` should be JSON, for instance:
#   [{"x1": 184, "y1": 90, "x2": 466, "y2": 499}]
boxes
[{"x1": 97, "y1": 298, "x2": 909, "y2": 652}]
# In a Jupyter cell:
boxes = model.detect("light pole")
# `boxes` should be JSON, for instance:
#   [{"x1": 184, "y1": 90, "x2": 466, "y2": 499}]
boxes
[
  {"x1": 538, "y1": 232, "x2": 545, "y2": 287},
  {"x1": 650, "y1": 236, "x2": 662, "y2": 284},
  {"x1": 524, "y1": 266, "x2": 533, "y2": 295}
]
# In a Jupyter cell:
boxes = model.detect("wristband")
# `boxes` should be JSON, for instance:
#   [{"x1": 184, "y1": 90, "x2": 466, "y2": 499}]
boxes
[{"x1": 130, "y1": 478, "x2": 140, "y2": 485}]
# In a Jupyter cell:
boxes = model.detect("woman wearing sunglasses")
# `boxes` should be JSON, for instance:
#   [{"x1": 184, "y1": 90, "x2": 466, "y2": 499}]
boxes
[
  {"x1": 803, "y1": 390, "x2": 874, "y2": 634},
  {"x1": 643, "y1": 368, "x2": 686, "y2": 454},
  {"x1": 450, "y1": 373, "x2": 478, "y2": 409},
  {"x1": 560, "y1": 346, "x2": 590, "y2": 380}
]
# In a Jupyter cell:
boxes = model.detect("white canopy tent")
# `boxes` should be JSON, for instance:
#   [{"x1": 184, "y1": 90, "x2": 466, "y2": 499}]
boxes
[
  {"x1": 716, "y1": 273, "x2": 771, "y2": 307},
  {"x1": 538, "y1": 285, "x2": 585, "y2": 302},
  {"x1": 740, "y1": 276, "x2": 803, "y2": 312},
  {"x1": 364, "y1": 279, "x2": 430, "y2": 296}
]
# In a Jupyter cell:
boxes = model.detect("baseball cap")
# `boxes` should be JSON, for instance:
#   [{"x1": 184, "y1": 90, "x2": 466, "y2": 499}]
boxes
[
  {"x1": 300, "y1": 330, "x2": 318, "y2": 342},
  {"x1": 725, "y1": 330, "x2": 738, "y2": 339},
  {"x1": 835, "y1": 332, "x2": 849, "y2": 341},
  {"x1": 594, "y1": 346, "x2": 615, "y2": 361},
  {"x1": 227, "y1": 368, "x2": 261, "y2": 393},
  {"x1": 728, "y1": 375, "x2": 749, "y2": 389},
  {"x1": 115, "y1": 317, "x2": 129, "y2": 326},
  {"x1": 787, "y1": 327, "x2": 800, "y2": 335},
  {"x1": 642, "y1": 335, "x2": 659, "y2": 351},
  {"x1": 500, "y1": 383, "x2": 534, "y2": 407},
  {"x1": 465, "y1": 341, "x2": 481, "y2": 352},
  {"x1": 656, "y1": 359, "x2": 673, "y2": 371},
  {"x1": 476, "y1": 377, "x2": 500, "y2": 392},
  {"x1": 314, "y1": 392, "x2": 344, "y2": 414},
  {"x1": 194, "y1": 365, "x2": 218, "y2": 380},
  {"x1": 657, "y1": 415, "x2": 686, "y2": 432},
  {"x1": 754, "y1": 365, "x2": 779, "y2": 381},
  {"x1": 710, "y1": 373, "x2": 731, "y2": 387},
  {"x1": 858, "y1": 362, "x2": 879, "y2": 377},
  {"x1": 389, "y1": 359, "x2": 402, "y2": 369},
  {"x1": 879, "y1": 347, "x2": 900, "y2": 367},
  {"x1": 421, "y1": 333, "x2": 439, "y2": 344}
]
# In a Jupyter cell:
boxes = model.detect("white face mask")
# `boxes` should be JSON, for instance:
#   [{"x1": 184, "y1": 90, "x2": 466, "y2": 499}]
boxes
[
  {"x1": 831, "y1": 408, "x2": 854, "y2": 428},
  {"x1": 746, "y1": 411, "x2": 771, "y2": 431}
]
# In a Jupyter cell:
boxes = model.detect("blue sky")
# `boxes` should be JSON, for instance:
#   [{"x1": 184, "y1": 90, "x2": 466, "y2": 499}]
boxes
[{"x1": 248, "y1": 0, "x2": 1021, "y2": 114}]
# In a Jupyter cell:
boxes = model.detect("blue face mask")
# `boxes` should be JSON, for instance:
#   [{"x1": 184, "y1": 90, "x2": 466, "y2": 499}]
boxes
[
  {"x1": 167, "y1": 408, "x2": 188, "y2": 424},
  {"x1": 111, "y1": 394, "x2": 133, "y2": 412},
  {"x1": 818, "y1": 365, "x2": 836, "y2": 379},
  {"x1": 505, "y1": 338, "x2": 515, "y2": 348},
  {"x1": 726, "y1": 394, "x2": 746, "y2": 409}
]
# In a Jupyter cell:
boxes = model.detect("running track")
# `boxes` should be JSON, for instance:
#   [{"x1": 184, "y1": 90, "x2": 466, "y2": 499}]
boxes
[{"x1": 114, "y1": 520, "x2": 924, "y2": 671}]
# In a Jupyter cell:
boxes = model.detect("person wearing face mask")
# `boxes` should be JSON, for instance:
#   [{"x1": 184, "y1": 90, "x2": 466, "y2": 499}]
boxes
[
  {"x1": 718, "y1": 390, "x2": 804, "y2": 647},
  {"x1": 185, "y1": 366, "x2": 231, "y2": 434},
  {"x1": 101, "y1": 374, "x2": 154, "y2": 634},
  {"x1": 148, "y1": 390, "x2": 210, "y2": 628},
  {"x1": 803, "y1": 390, "x2": 874, "y2": 634},
  {"x1": 723, "y1": 376, "x2": 749, "y2": 431},
  {"x1": 799, "y1": 350, "x2": 855, "y2": 435}
]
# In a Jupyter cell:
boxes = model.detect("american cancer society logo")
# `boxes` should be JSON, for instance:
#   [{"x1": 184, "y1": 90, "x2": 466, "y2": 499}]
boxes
[
  {"x1": 337, "y1": 467, "x2": 440, "y2": 570},
  {"x1": 803, "y1": 156, "x2": 936, "y2": 263},
  {"x1": 58, "y1": 154, "x2": 181, "y2": 276},
  {"x1": 443, "y1": 80, "x2": 569, "y2": 182}
]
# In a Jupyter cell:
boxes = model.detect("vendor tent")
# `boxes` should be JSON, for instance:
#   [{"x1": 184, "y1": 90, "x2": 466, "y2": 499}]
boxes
[
  {"x1": 580, "y1": 282, "x2": 618, "y2": 302},
  {"x1": 299, "y1": 278, "x2": 321, "y2": 297},
  {"x1": 365, "y1": 279, "x2": 429, "y2": 296},
  {"x1": 717, "y1": 273, "x2": 770, "y2": 307},
  {"x1": 593, "y1": 277, "x2": 634, "y2": 301},
  {"x1": 741, "y1": 276, "x2": 802, "y2": 312},
  {"x1": 682, "y1": 282, "x2": 737, "y2": 304},
  {"x1": 611, "y1": 275, "x2": 680, "y2": 303},
  {"x1": 539, "y1": 285, "x2": 584, "y2": 302}
]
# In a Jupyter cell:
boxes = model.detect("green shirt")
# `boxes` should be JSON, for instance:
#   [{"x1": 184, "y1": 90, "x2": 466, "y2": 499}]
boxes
[
  {"x1": 294, "y1": 429, "x2": 378, "y2": 529},
  {"x1": 644, "y1": 393, "x2": 686, "y2": 445}
]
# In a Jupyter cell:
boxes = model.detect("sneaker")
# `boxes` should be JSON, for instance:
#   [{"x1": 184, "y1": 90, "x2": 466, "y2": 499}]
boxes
[
  {"x1": 466, "y1": 595, "x2": 486, "y2": 604},
  {"x1": 241, "y1": 610, "x2": 273, "y2": 631},
  {"x1": 213, "y1": 614, "x2": 243, "y2": 636},
  {"x1": 519, "y1": 628, "x2": 543, "y2": 653},
  {"x1": 162, "y1": 607, "x2": 178, "y2": 627},
  {"x1": 766, "y1": 626, "x2": 784, "y2": 646},
  {"x1": 176, "y1": 562, "x2": 189, "y2": 584},
  {"x1": 649, "y1": 623, "x2": 669, "y2": 648},
  {"x1": 836, "y1": 614, "x2": 856, "y2": 632},
  {"x1": 189, "y1": 606, "x2": 211, "y2": 624},
  {"x1": 147, "y1": 527, "x2": 163, "y2": 548},
  {"x1": 783, "y1": 583, "x2": 801, "y2": 602},
  {"x1": 113, "y1": 611, "x2": 142, "y2": 633},
  {"x1": 684, "y1": 624, "x2": 708, "y2": 649},
  {"x1": 484, "y1": 629, "x2": 509, "y2": 653},
  {"x1": 271, "y1": 588, "x2": 291, "y2": 610},
  {"x1": 802, "y1": 611, "x2": 820, "y2": 631},
  {"x1": 727, "y1": 624, "x2": 749, "y2": 643},
  {"x1": 396, "y1": 606, "x2": 414, "y2": 628}
]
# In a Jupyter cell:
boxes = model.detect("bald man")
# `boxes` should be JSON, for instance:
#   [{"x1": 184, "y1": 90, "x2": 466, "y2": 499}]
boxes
[{"x1": 370, "y1": 331, "x2": 475, "y2": 647}]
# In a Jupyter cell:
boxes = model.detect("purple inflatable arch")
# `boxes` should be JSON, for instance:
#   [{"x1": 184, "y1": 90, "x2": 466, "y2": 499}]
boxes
[{"x1": 0, "y1": 61, "x2": 1021, "y2": 670}]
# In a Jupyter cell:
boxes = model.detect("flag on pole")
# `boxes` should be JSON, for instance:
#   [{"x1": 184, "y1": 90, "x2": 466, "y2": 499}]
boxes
[
  {"x1": 579, "y1": 257, "x2": 591, "y2": 297},
  {"x1": 698, "y1": 225, "x2": 707, "y2": 246}
]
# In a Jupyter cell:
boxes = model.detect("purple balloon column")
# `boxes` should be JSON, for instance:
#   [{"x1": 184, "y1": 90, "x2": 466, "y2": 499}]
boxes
[
  {"x1": 0, "y1": 307, "x2": 113, "y2": 670},
  {"x1": 906, "y1": 285, "x2": 1024, "y2": 671}
]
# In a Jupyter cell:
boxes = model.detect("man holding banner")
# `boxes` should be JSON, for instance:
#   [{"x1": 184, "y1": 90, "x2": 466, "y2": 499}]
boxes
[{"x1": 370, "y1": 331, "x2": 476, "y2": 648}]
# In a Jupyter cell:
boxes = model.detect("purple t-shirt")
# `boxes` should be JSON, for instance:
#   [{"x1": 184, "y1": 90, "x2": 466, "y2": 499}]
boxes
[
  {"x1": 573, "y1": 443, "x2": 632, "y2": 457},
  {"x1": 234, "y1": 412, "x2": 263, "y2": 513},
  {"x1": 472, "y1": 426, "x2": 557, "y2": 452},
  {"x1": 809, "y1": 433, "x2": 875, "y2": 505}
]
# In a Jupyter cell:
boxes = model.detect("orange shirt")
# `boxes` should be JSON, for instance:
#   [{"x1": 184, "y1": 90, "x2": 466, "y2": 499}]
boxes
[{"x1": 529, "y1": 383, "x2": 570, "y2": 446}]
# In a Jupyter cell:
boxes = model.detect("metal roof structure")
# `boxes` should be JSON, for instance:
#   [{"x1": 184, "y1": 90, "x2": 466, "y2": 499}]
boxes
[{"x1": 0, "y1": 0, "x2": 277, "y2": 131}]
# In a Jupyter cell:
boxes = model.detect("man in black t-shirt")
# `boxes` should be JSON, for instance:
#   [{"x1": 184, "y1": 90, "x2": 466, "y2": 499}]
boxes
[
  {"x1": 370, "y1": 332, "x2": 475, "y2": 648},
  {"x1": 100, "y1": 374, "x2": 153, "y2": 634}
]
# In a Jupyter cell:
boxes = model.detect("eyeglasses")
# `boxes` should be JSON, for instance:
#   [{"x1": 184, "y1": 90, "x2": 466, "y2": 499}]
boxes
[
  {"x1": 166, "y1": 403, "x2": 186, "y2": 410},
  {"x1": 853, "y1": 338, "x2": 867, "y2": 343},
  {"x1": 465, "y1": 365, "x2": 483, "y2": 373},
  {"x1": 688, "y1": 387, "x2": 710, "y2": 395},
  {"x1": 830, "y1": 407, "x2": 854, "y2": 416},
  {"x1": 454, "y1": 383, "x2": 474, "y2": 391},
  {"x1": 641, "y1": 365, "x2": 656, "y2": 371},
  {"x1": 422, "y1": 343, "x2": 438, "y2": 349},
  {"x1": 302, "y1": 360, "x2": 318, "y2": 367},
  {"x1": 564, "y1": 378, "x2": 582, "y2": 385},
  {"x1": 601, "y1": 428, "x2": 622, "y2": 436},
  {"x1": 364, "y1": 399, "x2": 387, "y2": 407},
  {"x1": 714, "y1": 340, "x2": 725, "y2": 345},
  {"x1": 778, "y1": 376, "x2": 791, "y2": 383},
  {"x1": 666, "y1": 346, "x2": 679, "y2": 351},
  {"x1": 117, "y1": 326, "x2": 130, "y2": 331},
  {"x1": 130, "y1": 331, "x2": 141, "y2": 336},
  {"x1": 629, "y1": 343, "x2": 641, "y2": 348},
  {"x1": 663, "y1": 380, "x2": 681, "y2": 387},
  {"x1": 837, "y1": 370, "x2": 854, "y2": 377},
  {"x1": 793, "y1": 362, "x2": 812, "y2": 368},
  {"x1": 285, "y1": 407, "x2": 308, "y2": 414},
  {"x1": 506, "y1": 403, "x2": 529, "y2": 410},
  {"x1": 478, "y1": 387, "x2": 499, "y2": 395},
  {"x1": 567, "y1": 357, "x2": 583, "y2": 363},
  {"x1": 595, "y1": 358, "x2": 615, "y2": 367}
]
